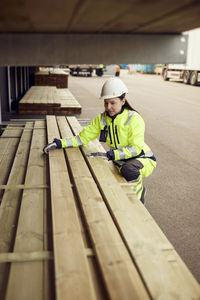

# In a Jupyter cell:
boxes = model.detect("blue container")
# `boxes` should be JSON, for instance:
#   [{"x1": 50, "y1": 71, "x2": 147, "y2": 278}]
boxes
[
  {"x1": 145, "y1": 64, "x2": 155, "y2": 73},
  {"x1": 134, "y1": 64, "x2": 155, "y2": 73},
  {"x1": 134, "y1": 64, "x2": 143, "y2": 72},
  {"x1": 120, "y1": 64, "x2": 128, "y2": 69}
]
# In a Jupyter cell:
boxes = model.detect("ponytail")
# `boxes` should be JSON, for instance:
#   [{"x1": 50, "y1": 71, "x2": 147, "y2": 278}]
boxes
[{"x1": 119, "y1": 93, "x2": 138, "y2": 113}]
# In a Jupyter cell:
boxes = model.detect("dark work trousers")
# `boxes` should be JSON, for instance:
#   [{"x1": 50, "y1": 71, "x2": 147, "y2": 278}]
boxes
[{"x1": 114, "y1": 158, "x2": 144, "y2": 199}]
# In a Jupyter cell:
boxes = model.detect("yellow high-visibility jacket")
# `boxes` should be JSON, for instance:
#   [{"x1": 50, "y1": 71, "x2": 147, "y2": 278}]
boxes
[{"x1": 60, "y1": 108, "x2": 154, "y2": 161}]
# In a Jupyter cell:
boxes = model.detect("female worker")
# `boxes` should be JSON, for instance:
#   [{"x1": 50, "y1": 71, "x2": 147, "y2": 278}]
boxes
[{"x1": 43, "y1": 78, "x2": 156, "y2": 204}]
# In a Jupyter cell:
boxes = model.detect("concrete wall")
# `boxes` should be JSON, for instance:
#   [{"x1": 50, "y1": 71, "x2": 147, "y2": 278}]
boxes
[{"x1": 0, "y1": 67, "x2": 9, "y2": 122}]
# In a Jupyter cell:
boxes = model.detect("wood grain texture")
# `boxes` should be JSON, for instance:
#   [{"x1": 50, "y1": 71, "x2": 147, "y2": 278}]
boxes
[
  {"x1": 67, "y1": 116, "x2": 200, "y2": 300},
  {"x1": 5, "y1": 121, "x2": 46, "y2": 300},
  {"x1": 1, "y1": 116, "x2": 199, "y2": 300},
  {"x1": 47, "y1": 115, "x2": 94, "y2": 300},
  {"x1": 18, "y1": 86, "x2": 81, "y2": 115},
  {"x1": 57, "y1": 116, "x2": 150, "y2": 300}
]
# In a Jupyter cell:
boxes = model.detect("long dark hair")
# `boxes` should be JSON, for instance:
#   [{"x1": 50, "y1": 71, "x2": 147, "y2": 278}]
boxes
[{"x1": 119, "y1": 93, "x2": 138, "y2": 112}]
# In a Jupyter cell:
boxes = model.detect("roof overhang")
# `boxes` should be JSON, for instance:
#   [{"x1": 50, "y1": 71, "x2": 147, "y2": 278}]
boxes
[
  {"x1": 0, "y1": 33, "x2": 188, "y2": 65},
  {"x1": 1, "y1": 0, "x2": 200, "y2": 65}
]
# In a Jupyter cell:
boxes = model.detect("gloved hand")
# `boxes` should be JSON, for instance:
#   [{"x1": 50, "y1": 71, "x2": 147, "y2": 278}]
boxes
[
  {"x1": 106, "y1": 150, "x2": 115, "y2": 161},
  {"x1": 43, "y1": 138, "x2": 62, "y2": 154}
]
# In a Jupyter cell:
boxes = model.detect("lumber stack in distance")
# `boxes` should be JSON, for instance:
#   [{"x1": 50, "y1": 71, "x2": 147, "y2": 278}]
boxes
[
  {"x1": 18, "y1": 86, "x2": 81, "y2": 115},
  {"x1": 35, "y1": 70, "x2": 68, "y2": 88},
  {"x1": 0, "y1": 118, "x2": 200, "y2": 300}
]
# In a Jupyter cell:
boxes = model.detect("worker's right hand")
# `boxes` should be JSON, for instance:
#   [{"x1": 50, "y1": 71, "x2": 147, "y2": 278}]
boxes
[{"x1": 43, "y1": 138, "x2": 62, "y2": 154}]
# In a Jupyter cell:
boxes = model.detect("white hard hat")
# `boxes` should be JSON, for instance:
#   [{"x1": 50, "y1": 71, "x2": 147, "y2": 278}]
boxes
[{"x1": 100, "y1": 78, "x2": 128, "y2": 100}]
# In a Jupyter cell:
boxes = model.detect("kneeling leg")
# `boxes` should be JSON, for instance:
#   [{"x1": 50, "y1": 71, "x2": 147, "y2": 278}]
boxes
[{"x1": 120, "y1": 160, "x2": 145, "y2": 202}]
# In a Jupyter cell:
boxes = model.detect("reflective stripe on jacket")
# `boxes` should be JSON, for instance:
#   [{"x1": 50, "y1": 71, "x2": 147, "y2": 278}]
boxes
[{"x1": 60, "y1": 108, "x2": 154, "y2": 161}]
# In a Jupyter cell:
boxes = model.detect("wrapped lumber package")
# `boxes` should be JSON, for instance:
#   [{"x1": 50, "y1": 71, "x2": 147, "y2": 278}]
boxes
[
  {"x1": 35, "y1": 70, "x2": 68, "y2": 88},
  {"x1": 18, "y1": 86, "x2": 81, "y2": 115}
]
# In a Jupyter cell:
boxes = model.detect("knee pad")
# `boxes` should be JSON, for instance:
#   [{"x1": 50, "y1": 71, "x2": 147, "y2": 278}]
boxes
[{"x1": 121, "y1": 163, "x2": 141, "y2": 181}]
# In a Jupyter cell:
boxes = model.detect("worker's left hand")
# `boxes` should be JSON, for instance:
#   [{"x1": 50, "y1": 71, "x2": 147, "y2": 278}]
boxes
[{"x1": 43, "y1": 142, "x2": 57, "y2": 154}]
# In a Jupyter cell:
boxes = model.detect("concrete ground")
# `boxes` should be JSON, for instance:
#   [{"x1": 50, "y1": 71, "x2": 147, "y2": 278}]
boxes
[{"x1": 69, "y1": 70, "x2": 200, "y2": 283}]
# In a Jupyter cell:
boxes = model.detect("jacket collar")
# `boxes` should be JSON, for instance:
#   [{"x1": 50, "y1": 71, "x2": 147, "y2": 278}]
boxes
[{"x1": 105, "y1": 106, "x2": 125, "y2": 120}]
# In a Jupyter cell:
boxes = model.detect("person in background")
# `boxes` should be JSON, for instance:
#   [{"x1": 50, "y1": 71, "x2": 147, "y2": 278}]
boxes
[
  {"x1": 96, "y1": 64, "x2": 104, "y2": 76},
  {"x1": 43, "y1": 78, "x2": 157, "y2": 204},
  {"x1": 115, "y1": 65, "x2": 120, "y2": 76}
]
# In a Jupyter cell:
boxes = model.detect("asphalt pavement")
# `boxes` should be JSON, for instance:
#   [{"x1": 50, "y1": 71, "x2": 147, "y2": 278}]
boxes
[{"x1": 69, "y1": 70, "x2": 200, "y2": 282}]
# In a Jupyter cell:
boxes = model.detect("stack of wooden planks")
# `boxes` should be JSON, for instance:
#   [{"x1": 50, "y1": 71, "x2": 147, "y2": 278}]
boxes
[
  {"x1": 18, "y1": 86, "x2": 82, "y2": 115},
  {"x1": 0, "y1": 117, "x2": 199, "y2": 300},
  {"x1": 35, "y1": 70, "x2": 68, "y2": 88}
]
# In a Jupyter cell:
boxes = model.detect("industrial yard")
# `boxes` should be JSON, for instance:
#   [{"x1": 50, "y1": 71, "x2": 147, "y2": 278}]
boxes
[{"x1": 0, "y1": 0, "x2": 200, "y2": 299}]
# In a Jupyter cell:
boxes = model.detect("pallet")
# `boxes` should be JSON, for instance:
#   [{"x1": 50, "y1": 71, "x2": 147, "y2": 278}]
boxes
[
  {"x1": 0, "y1": 117, "x2": 199, "y2": 300},
  {"x1": 18, "y1": 86, "x2": 82, "y2": 115}
]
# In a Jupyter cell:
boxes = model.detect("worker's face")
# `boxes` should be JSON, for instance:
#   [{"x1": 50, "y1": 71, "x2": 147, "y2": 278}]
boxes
[{"x1": 104, "y1": 97, "x2": 125, "y2": 116}]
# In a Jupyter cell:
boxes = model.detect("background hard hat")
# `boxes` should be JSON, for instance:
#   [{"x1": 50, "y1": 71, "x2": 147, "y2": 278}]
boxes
[{"x1": 100, "y1": 78, "x2": 128, "y2": 99}]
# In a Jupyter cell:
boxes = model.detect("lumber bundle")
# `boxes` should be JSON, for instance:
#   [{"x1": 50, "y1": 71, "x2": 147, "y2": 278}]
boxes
[
  {"x1": 18, "y1": 86, "x2": 82, "y2": 115},
  {"x1": 35, "y1": 70, "x2": 68, "y2": 88},
  {"x1": 0, "y1": 117, "x2": 199, "y2": 300}
]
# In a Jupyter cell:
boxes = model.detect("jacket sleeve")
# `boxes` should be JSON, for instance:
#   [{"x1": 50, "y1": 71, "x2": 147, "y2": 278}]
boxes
[
  {"x1": 60, "y1": 114, "x2": 101, "y2": 148},
  {"x1": 113, "y1": 113, "x2": 145, "y2": 160}
]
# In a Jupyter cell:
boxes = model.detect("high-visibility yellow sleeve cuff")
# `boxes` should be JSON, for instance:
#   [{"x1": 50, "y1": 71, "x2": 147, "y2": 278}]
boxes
[
  {"x1": 61, "y1": 139, "x2": 68, "y2": 148},
  {"x1": 113, "y1": 150, "x2": 119, "y2": 160}
]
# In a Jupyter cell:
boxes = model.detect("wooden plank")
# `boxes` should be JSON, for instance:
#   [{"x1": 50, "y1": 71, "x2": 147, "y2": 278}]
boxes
[
  {"x1": 46, "y1": 115, "x2": 95, "y2": 300},
  {"x1": 0, "y1": 127, "x2": 45, "y2": 130},
  {"x1": 1, "y1": 127, "x2": 27, "y2": 130},
  {"x1": 43, "y1": 158, "x2": 55, "y2": 300},
  {"x1": 19, "y1": 109, "x2": 53, "y2": 115},
  {"x1": 57, "y1": 116, "x2": 150, "y2": 300},
  {"x1": 87, "y1": 255, "x2": 109, "y2": 300},
  {"x1": 0, "y1": 122, "x2": 33, "y2": 296},
  {"x1": 67, "y1": 116, "x2": 200, "y2": 300},
  {"x1": 9, "y1": 119, "x2": 45, "y2": 122},
  {"x1": 0, "y1": 251, "x2": 52, "y2": 263},
  {"x1": 0, "y1": 126, "x2": 22, "y2": 199},
  {"x1": 5, "y1": 121, "x2": 47, "y2": 300},
  {"x1": 0, "y1": 184, "x2": 48, "y2": 190},
  {"x1": 69, "y1": 168, "x2": 108, "y2": 300}
]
